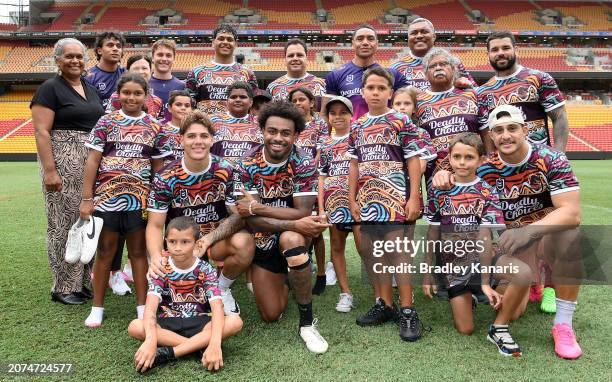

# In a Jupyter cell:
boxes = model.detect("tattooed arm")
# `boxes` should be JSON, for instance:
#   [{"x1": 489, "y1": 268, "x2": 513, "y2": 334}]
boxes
[
  {"x1": 548, "y1": 105, "x2": 569, "y2": 152},
  {"x1": 195, "y1": 207, "x2": 245, "y2": 258}
]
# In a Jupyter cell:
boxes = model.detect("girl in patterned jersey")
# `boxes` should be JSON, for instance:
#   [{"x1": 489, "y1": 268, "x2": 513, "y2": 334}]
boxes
[
  {"x1": 289, "y1": 87, "x2": 331, "y2": 295},
  {"x1": 318, "y1": 96, "x2": 360, "y2": 312},
  {"x1": 80, "y1": 73, "x2": 172, "y2": 327}
]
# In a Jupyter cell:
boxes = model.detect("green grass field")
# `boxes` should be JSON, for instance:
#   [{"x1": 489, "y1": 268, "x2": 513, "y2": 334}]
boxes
[{"x1": 0, "y1": 161, "x2": 611, "y2": 381}]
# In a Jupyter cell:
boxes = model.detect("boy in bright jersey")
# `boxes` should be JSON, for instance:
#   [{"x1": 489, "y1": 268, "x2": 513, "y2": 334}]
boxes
[
  {"x1": 423, "y1": 132, "x2": 531, "y2": 357},
  {"x1": 348, "y1": 67, "x2": 433, "y2": 342},
  {"x1": 210, "y1": 82, "x2": 263, "y2": 165},
  {"x1": 146, "y1": 111, "x2": 255, "y2": 317},
  {"x1": 160, "y1": 90, "x2": 193, "y2": 164},
  {"x1": 433, "y1": 104, "x2": 583, "y2": 360},
  {"x1": 186, "y1": 24, "x2": 258, "y2": 116}
]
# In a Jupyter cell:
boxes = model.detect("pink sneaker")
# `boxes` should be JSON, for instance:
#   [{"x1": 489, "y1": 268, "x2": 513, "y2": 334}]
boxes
[
  {"x1": 529, "y1": 284, "x2": 543, "y2": 302},
  {"x1": 552, "y1": 323, "x2": 582, "y2": 359}
]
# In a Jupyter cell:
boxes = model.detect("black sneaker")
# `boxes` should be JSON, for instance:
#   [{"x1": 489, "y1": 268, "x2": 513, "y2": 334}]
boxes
[
  {"x1": 435, "y1": 286, "x2": 449, "y2": 301},
  {"x1": 399, "y1": 307, "x2": 423, "y2": 342},
  {"x1": 487, "y1": 325, "x2": 522, "y2": 357},
  {"x1": 356, "y1": 298, "x2": 398, "y2": 327},
  {"x1": 140, "y1": 347, "x2": 176, "y2": 373}
]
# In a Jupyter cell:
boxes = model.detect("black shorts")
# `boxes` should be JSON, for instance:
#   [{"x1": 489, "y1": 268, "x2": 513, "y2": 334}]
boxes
[
  {"x1": 447, "y1": 254, "x2": 502, "y2": 300},
  {"x1": 252, "y1": 246, "x2": 288, "y2": 274},
  {"x1": 94, "y1": 210, "x2": 147, "y2": 235},
  {"x1": 158, "y1": 315, "x2": 210, "y2": 338}
]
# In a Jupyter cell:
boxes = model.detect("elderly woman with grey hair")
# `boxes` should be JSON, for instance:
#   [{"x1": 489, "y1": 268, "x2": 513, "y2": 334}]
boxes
[{"x1": 31, "y1": 38, "x2": 105, "y2": 305}]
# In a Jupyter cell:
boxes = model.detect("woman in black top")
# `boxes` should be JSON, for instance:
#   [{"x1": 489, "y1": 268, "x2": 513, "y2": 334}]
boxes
[{"x1": 31, "y1": 38, "x2": 105, "y2": 305}]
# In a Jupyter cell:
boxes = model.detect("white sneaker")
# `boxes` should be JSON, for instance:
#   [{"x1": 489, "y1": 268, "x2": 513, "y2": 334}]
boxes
[
  {"x1": 109, "y1": 271, "x2": 131, "y2": 295},
  {"x1": 246, "y1": 282, "x2": 254, "y2": 294},
  {"x1": 299, "y1": 319, "x2": 328, "y2": 354},
  {"x1": 336, "y1": 293, "x2": 354, "y2": 313},
  {"x1": 122, "y1": 263, "x2": 133, "y2": 283},
  {"x1": 65, "y1": 219, "x2": 86, "y2": 264},
  {"x1": 221, "y1": 288, "x2": 240, "y2": 315},
  {"x1": 325, "y1": 262, "x2": 337, "y2": 286},
  {"x1": 80, "y1": 216, "x2": 103, "y2": 264}
]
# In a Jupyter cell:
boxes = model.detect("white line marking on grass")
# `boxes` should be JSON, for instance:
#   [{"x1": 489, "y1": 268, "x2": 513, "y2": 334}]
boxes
[{"x1": 583, "y1": 204, "x2": 612, "y2": 213}]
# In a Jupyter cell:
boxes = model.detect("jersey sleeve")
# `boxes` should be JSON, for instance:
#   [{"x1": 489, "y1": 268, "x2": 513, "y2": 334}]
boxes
[
  {"x1": 425, "y1": 187, "x2": 441, "y2": 225},
  {"x1": 293, "y1": 155, "x2": 318, "y2": 197},
  {"x1": 347, "y1": 122, "x2": 358, "y2": 159},
  {"x1": 391, "y1": 67, "x2": 409, "y2": 89},
  {"x1": 480, "y1": 186, "x2": 506, "y2": 229},
  {"x1": 147, "y1": 171, "x2": 172, "y2": 213},
  {"x1": 318, "y1": 144, "x2": 331, "y2": 176},
  {"x1": 245, "y1": 68, "x2": 259, "y2": 92},
  {"x1": 457, "y1": 62, "x2": 477, "y2": 87},
  {"x1": 476, "y1": 87, "x2": 490, "y2": 130},
  {"x1": 199, "y1": 261, "x2": 222, "y2": 303},
  {"x1": 85, "y1": 116, "x2": 109, "y2": 152},
  {"x1": 538, "y1": 71, "x2": 565, "y2": 112},
  {"x1": 232, "y1": 159, "x2": 257, "y2": 197},
  {"x1": 147, "y1": 274, "x2": 167, "y2": 299},
  {"x1": 417, "y1": 127, "x2": 437, "y2": 161},
  {"x1": 30, "y1": 79, "x2": 58, "y2": 110},
  {"x1": 325, "y1": 71, "x2": 338, "y2": 95},
  {"x1": 222, "y1": 161, "x2": 236, "y2": 206},
  {"x1": 399, "y1": 115, "x2": 431, "y2": 159},
  {"x1": 546, "y1": 151, "x2": 580, "y2": 195},
  {"x1": 152, "y1": 125, "x2": 173, "y2": 159},
  {"x1": 185, "y1": 69, "x2": 197, "y2": 99}
]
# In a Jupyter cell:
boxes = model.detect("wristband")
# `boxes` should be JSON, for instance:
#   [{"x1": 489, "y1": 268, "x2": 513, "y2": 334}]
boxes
[{"x1": 248, "y1": 200, "x2": 257, "y2": 216}]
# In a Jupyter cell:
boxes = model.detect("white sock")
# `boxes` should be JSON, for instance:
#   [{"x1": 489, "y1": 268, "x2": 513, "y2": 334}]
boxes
[
  {"x1": 218, "y1": 273, "x2": 235, "y2": 291},
  {"x1": 554, "y1": 298, "x2": 577, "y2": 328},
  {"x1": 85, "y1": 307, "x2": 104, "y2": 327},
  {"x1": 136, "y1": 305, "x2": 146, "y2": 320}
]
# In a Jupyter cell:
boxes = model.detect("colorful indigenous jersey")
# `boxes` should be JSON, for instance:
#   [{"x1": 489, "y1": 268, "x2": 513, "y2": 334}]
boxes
[
  {"x1": 150, "y1": 76, "x2": 186, "y2": 122},
  {"x1": 415, "y1": 87, "x2": 482, "y2": 184},
  {"x1": 185, "y1": 61, "x2": 258, "y2": 115},
  {"x1": 159, "y1": 122, "x2": 183, "y2": 164},
  {"x1": 85, "y1": 110, "x2": 171, "y2": 211},
  {"x1": 318, "y1": 133, "x2": 353, "y2": 224},
  {"x1": 234, "y1": 145, "x2": 317, "y2": 254},
  {"x1": 148, "y1": 258, "x2": 222, "y2": 318},
  {"x1": 477, "y1": 66, "x2": 565, "y2": 146},
  {"x1": 426, "y1": 178, "x2": 506, "y2": 287},
  {"x1": 296, "y1": 114, "x2": 330, "y2": 159},
  {"x1": 347, "y1": 110, "x2": 433, "y2": 222},
  {"x1": 84, "y1": 65, "x2": 127, "y2": 108},
  {"x1": 105, "y1": 92, "x2": 164, "y2": 119},
  {"x1": 390, "y1": 52, "x2": 475, "y2": 91},
  {"x1": 477, "y1": 143, "x2": 579, "y2": 228},
  {"x1": 326, "y1": 61, "x2": 408, "y2": 121},
  {"x1": 267, "y1": 73, "x2": 326, "y2": 101},
  {"x1": 148, "y1": 155, "x2": 235, "y2": 235},
  {"x1": 210, "y1": 113, "x2": 263, "y2": 165}
]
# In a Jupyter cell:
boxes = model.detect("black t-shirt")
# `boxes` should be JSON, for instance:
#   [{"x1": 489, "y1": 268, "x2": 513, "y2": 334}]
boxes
[{"x1": 30, "y1": 75, "x2": 105, "y2": 133}]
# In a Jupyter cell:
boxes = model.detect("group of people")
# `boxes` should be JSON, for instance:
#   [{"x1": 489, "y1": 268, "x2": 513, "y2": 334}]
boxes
[{"x1": 31, "y1": 18, "x2": 584, "y2": 373}]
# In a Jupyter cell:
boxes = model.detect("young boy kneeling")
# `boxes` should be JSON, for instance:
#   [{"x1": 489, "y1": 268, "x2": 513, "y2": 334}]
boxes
[{"x1": 128, "y1": 216, "x2": 243, "y2": 373}]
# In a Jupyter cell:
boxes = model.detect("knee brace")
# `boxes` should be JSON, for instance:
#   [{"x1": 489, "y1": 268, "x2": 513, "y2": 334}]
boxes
[{"x1": 283, "y1": 246, "x2": 310, "y2": 270}]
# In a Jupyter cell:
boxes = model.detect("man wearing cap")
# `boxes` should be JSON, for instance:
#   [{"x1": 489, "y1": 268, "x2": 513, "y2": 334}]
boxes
[
  {"x1": 433, "y1": 104, "x2": 583, "y2": 360},
  {"x1": 267, "y1": 38, "x2": 326, "y2": 107},
  {"x1": 477, "y1": 31, "x2": 569, "y2": 150},
  {"x1": 390, "y1": 18, "x2": 475, "y2": 91}
]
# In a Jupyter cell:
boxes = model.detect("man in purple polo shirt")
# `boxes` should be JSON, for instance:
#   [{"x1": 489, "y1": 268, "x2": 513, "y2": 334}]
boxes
[
  {"x1": 150, "y1": 39, "x2": 185, "y2": 122},
  {"x1": 326, "y1": 24, "x2": 408, "y2": 121},
  {"x1": 85, "y1": 32, "x2": 127, "y2": 109}
]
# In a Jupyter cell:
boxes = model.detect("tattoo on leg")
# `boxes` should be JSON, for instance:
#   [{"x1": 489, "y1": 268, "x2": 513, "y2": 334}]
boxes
[{"x1": 288, "y1": 267, "x2": 312, "y2": 305}]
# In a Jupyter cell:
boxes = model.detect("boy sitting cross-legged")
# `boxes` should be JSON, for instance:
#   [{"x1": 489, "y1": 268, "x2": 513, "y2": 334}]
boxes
[{"x1": 128, "y1": 216, "x2": 243, "y2": 373}]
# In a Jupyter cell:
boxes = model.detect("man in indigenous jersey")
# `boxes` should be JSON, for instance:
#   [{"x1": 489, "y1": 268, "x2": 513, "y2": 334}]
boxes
[
  {"x1": 390, "y1": 18, "x2": 475, "y2": 91},
  {"x1": 415, "y1": 47, "x2": 490, "y2": 194},
  {"x1": 210, "y1": 82, "x2": 262, "y2": 165},
  {"x1": 433, "y1": 105, "x2": 583, "y2": 360},
  {"x1": 267, "y1": 39, "x2": 326, "y2": 108},
  {"x1": 348, "y1": 67, "x2": 434, "y2": 342},
  {"x1": 477, "y1": 31, "x2": 569, "y2": 150},
  {"x1": 85, "y1": 32, "x2": 127, "y2": 109},
  {"x1": 233, "y1": 101, "x2": 331, "y2": 354},
  {"x1": 150, "y1": 39, "x2": 186, "y2": 122},
  {"x1": 186, "y1": 24, "x2": 258, "y2": 116},
  {"x1": 147, "y1": 111, "x2": 255, "y2": 317},
  {"x1": 160, "y1": 90, "x2": 193, "y2": 164},
  {"x1": 326, "y1": 24, "x2": 408, "y2": 121}
]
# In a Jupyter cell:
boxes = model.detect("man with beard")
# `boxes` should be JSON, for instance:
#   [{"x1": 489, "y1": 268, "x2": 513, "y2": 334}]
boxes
[
  {"x1": 390, "y1": 18, "x2": 475, "y2": 91},
  {"x1": 85, "y1": 32, "x2": 127, "y2": 109},
  {"x1": 186, "y1": 24, "x2": 258, "y2": 116},
  {"x1": 477, "y1": 31, "x2": 569, "y2": 150},
  {"x1": 326, "y1": 24, "x2": 408, "y2": 121},
  {"x1": 433, "y1": 104, "x2": 583, "y2": 360},
  {"x1": 267, "y1": 39, "x2": 326, "y2": 107},
  {"x1": 233, "y1": 101, "x2": 331, "y2": 354}
]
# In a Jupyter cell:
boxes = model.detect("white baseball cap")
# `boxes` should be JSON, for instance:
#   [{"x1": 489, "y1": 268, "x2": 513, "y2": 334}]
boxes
[
  {"x1": 323, "y1": 96, "x2": 353, "y2": 115},
  {"x1": 488, "y1": 104, "x2": 525, "y2": 129}
]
